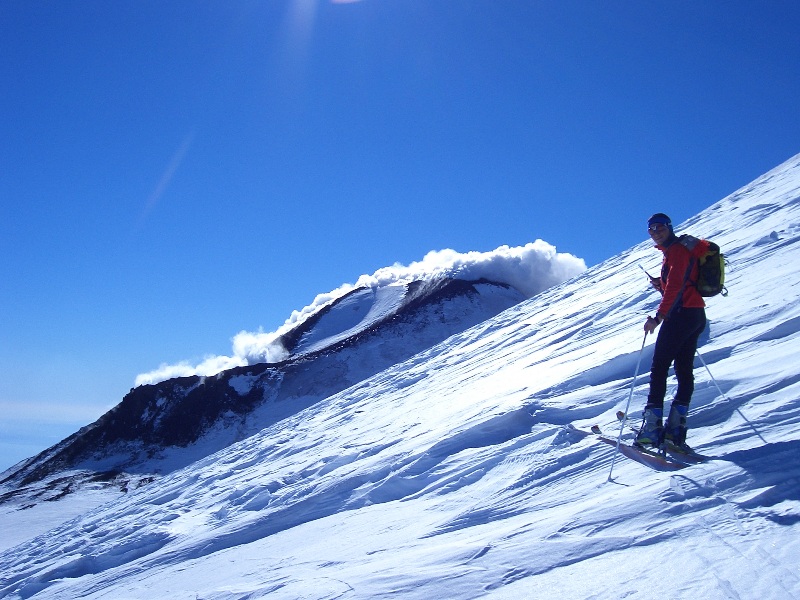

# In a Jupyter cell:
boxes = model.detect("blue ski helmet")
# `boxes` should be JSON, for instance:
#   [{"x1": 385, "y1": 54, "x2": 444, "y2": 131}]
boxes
[{"x1": 647, "y1": 213, "x2": 673, "y2": 233}]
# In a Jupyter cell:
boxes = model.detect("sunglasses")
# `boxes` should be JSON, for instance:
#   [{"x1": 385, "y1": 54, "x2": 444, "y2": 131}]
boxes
[{"x1": 648, "y1": 223, "x2": 670, "y2": 232}]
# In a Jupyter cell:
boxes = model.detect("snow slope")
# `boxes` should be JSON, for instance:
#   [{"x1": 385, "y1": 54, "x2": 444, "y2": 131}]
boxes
[
  {"x1": 289, "y1": 283, "x2": 409, "y2": 355},
  {"x1": 1, "y1": 153, "x2": 799, "y2": 599}
]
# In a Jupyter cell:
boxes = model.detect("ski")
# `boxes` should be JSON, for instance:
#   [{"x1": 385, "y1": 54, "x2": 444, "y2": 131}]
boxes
[
  {"x1": 609, "y1": 411, "x2": 710, "y2": 464},
  {"x1": 663, "y1": 441, "x2": 711, "y2": 464},
  {"x1": 567, "y1": 424, "x2": 687, "y2": 471}
]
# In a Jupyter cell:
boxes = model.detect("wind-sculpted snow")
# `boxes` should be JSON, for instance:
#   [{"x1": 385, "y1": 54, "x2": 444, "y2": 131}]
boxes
[{"x1": 2, "y1": 154, "x2": 800, "y2": 598}]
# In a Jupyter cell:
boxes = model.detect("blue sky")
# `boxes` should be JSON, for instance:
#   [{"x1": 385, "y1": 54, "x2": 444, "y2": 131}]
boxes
[{"x1": 1, "y1": 0, "x2": 799, "y2": 470}]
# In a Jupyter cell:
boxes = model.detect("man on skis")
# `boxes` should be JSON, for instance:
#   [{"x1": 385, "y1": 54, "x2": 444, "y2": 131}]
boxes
[{"x1": 636, "y1": 213, "x2": 708, "y2": 451}]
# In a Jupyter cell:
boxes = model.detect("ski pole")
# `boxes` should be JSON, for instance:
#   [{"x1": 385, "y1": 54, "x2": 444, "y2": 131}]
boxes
[
  {"x1": 695, "y1": 349, "x2": 767, "y2": 444},
  {"x1": 639, "y1": 264, "x2": 660, "y2": 289},
  {"x1": 607, "y1": 330, "x2": 648, "y2": 482}
]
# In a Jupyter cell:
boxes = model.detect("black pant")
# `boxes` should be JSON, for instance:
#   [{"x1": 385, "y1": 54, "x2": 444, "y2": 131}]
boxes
[{"x1": 647, "y1": 307, "x2": 707, "y2": 410}]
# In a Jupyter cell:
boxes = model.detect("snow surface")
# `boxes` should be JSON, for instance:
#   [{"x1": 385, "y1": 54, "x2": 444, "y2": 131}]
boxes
[
  {"x1": 291, "y1": 284, "x2": 409, "y2": 355},
  {"x1": 1, "y1": 154, "x2": 800, "y2": 598}
]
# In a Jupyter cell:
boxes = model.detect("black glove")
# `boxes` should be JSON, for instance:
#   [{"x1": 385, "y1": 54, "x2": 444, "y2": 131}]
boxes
[{"x1": 649, "y1": 275, "x2": 663, "y2": 293}]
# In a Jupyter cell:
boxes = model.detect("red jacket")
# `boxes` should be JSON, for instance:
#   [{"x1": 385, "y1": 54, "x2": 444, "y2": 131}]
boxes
[{"x1": 656, "y1": 236, "x2": 708, "y2": 320}]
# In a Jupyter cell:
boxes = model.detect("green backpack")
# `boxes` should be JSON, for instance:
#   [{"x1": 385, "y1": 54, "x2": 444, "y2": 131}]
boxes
[{"x1": 679, "y1": 235, "x2": 727, "y2": 297}]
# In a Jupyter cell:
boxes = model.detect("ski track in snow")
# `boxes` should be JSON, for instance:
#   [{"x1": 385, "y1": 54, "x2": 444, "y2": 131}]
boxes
[{"x1": 2, "y1": 155, "x2": 800, "y2": 598}]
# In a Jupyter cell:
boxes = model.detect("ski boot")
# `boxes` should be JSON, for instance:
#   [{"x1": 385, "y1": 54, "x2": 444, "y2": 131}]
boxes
[
  {"x1": 634, "y1": 407, "x2": 663, "y2": 448},
  {"x1": 664, "y1": 403, "x2": 691, "y2": 452}
]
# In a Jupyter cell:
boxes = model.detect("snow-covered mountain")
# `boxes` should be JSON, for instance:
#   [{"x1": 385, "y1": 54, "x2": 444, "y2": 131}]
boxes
[
  {"x1": 1, "y1": 277, "x2": 527, "y2": 488},
  {"x1": 1, "y1": 153, "x2": 800, "y2": 599}
]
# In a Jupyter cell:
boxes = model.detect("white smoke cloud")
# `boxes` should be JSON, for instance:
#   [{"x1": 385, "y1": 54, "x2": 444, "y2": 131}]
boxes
[
  {"x1": 352, "y1": 241, "x2": 586, "y2": 298},
  {"x1": 134, "y1": 241, "x2": 585, "y2": 387},
  {"x1": 133, "y1": 330, "x2": 289, "y2": 387}
]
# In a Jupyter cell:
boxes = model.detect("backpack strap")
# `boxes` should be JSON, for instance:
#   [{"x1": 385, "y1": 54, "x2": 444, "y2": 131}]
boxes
[{"x1": 677, "y1": 234, "x2": 707, "y2": 292}]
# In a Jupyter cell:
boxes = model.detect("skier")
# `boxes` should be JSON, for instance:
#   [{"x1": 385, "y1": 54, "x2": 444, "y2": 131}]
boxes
[{"x1": 636, "y1": 213, "x2": 708, "y2": 450}]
